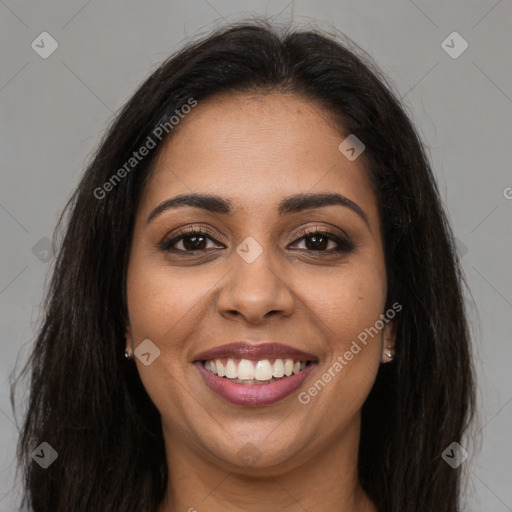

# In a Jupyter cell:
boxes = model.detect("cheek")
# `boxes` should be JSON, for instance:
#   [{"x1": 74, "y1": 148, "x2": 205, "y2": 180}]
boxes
[
  {"x1": 126, "y1": 258, "x2": 213, "y2": 343},
  {"x1": 305, "y1": 261, "x2": 387, "y2": 350},
  {"x1": 299, "y1": 260, "x2": 386, "y2": 416},
  {"x1": 125, "y1": 257, "x2": 206, "y2": 425}
]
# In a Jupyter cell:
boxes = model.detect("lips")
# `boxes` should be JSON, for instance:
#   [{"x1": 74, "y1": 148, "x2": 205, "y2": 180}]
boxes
[
  {"x1": 193, "y1": 342, "x2": 318, "y2": 406},
  {"x1": 193, "y1": 342, "x2": 318, "y2": 362}
]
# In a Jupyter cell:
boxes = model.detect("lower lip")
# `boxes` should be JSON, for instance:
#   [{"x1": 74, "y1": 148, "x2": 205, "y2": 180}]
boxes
[{"x1": 194, "y1": 361, "x2": 316, "y2": 406}]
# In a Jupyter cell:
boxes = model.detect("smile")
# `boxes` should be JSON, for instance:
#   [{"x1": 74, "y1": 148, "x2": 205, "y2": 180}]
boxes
[
  {"x1": 195, "y1": 360, "x2": 316, "y2": 406},
  {"x1": 203, "y1": 357, "x2": 310, "y2": 384},
  {"x1": 193, "y1": 342, "x2": 318, "y2": 406}
]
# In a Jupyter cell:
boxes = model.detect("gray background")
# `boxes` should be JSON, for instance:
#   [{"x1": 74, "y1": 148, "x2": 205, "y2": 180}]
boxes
[{"x1": 1, "y1": 0, "x2": 511, "y2": 510}]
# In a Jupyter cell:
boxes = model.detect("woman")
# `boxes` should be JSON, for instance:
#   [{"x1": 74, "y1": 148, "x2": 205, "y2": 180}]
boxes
[{"x1": 11, "y1": 19, "x2": 476, "y2": 512}]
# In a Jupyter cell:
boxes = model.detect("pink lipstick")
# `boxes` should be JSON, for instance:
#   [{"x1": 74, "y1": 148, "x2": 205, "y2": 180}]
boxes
[{"x1": 193, "y1": 342, "x2": 318, "y2": 406}]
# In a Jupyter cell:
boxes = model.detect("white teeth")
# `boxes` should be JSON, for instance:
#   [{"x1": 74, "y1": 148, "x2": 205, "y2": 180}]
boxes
[
  {"x1": 215, "y1": 359, "x2": 225, "y2": 377},
  {"x1": 237, "y1": 359, "x2": 255, "y2": 380},
  {"x1": 254, "y1": 359, "x2": 273, "y2": 381},
  {"x1": 233, "y1": 378, "x2": 267, "y2": 385},
  {"x1": 284, "y1": 358, "x2": 294, "y2": 376},
  {"x1": 225, "y1": 359, "x2": 237, "y2": 379},
  {"x1": 272, "y1": 359, "x2": 285, "y2": 378},
  {"x1": 204, "y1": 357, "x2": 311, "y2": 382}
]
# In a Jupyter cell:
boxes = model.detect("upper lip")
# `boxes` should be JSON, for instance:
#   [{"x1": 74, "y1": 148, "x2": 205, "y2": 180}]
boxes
[{"x1": 193, "y1": 342, "x2": 318, "y2": 362}]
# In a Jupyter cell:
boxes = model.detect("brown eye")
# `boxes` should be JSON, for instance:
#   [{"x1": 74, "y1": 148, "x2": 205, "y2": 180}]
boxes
[
  {"x1": 159, "y1": 230, "x2": 224, "y2": 252},
  {"x1": 291, "y1": 229, "x2": 355, "y2": 254}
]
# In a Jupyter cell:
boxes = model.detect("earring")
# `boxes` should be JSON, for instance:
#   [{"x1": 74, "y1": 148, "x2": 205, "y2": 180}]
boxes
[
  {"x1": 382, "y1": 347, "x2": 394, "y2": 363},
  {"x1": 125, "y1": 349, "x2": 134, "y2": 360}
]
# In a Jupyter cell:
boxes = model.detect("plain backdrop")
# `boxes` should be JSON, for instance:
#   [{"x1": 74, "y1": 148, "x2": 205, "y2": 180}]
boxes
[{"x1": 1, "y1": 1, "x2": 511, "y2": 510}]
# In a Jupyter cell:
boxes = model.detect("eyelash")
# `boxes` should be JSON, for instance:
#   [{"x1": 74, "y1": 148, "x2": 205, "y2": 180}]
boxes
[{"x1": 158, "y1": 225, "x2": 355, "y2": 255}]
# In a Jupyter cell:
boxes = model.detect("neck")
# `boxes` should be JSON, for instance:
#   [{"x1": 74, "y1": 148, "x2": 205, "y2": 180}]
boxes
[{"x1": 157, "y1": 415, "x2": 377, "y2": 512}]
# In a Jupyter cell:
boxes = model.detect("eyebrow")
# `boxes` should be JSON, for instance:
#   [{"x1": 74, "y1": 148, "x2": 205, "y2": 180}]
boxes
[{"x1": 146, "y1": 192, "x2": 370, "y2": 228}]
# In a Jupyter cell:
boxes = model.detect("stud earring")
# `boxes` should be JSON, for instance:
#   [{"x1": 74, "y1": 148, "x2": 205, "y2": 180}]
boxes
[
  {"x1": 382, "y1": 347, "x2": 395, "y2": 363},
  {"x1": 125, "y1": 349, "x2": 134, "y2": 360}
]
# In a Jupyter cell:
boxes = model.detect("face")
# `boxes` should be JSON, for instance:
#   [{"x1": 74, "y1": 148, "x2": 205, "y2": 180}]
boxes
[{"x1": 125, "y1": 92, "x2": 395, "y2": 473}]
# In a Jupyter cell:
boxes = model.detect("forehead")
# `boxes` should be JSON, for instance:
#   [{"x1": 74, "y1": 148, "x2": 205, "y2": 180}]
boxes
[{"x1": 140, "y1": 92, "x2": 377, "y2": 222}]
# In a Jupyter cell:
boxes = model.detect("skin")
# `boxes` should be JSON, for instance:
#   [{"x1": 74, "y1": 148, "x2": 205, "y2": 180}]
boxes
[{"x1": 125, "y1": 91, "x2": 396, "y2": 512}]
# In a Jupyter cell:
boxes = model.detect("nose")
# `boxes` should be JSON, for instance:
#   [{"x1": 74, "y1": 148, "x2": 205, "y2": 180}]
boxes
[{"x1": 217, "y1": 248, "x2": 295, "y2": 325}]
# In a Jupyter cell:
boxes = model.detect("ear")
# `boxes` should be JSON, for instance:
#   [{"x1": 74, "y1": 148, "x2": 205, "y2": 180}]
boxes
[
  {"x1": 381, "y1": 320, "x2": 397, "y2": 364},
  {"x1": 125, "y1": 321, "x2": 134, "y2": 355}
]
